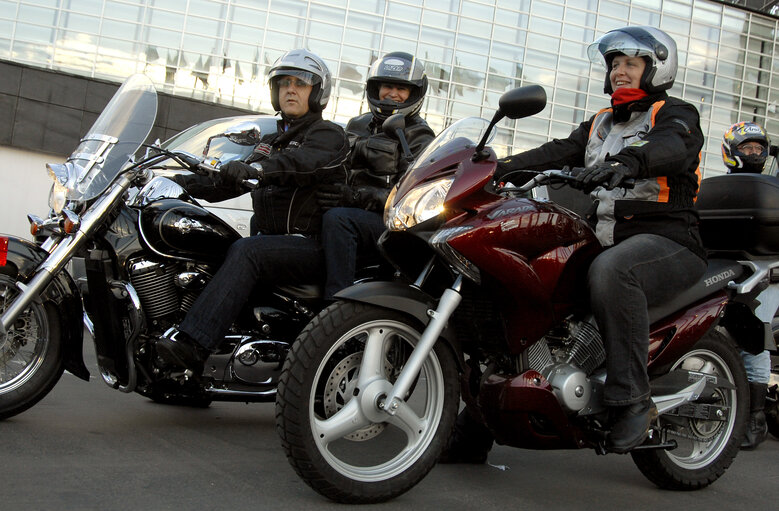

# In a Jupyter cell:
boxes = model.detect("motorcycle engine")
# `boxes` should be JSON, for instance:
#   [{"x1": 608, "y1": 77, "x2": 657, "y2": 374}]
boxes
[
  {"x1": 527, "y1": 320, "x2": 606, "y2": 413},
  {"x1": 128, "y1": 258, "x2": 212, "y2": 321}
]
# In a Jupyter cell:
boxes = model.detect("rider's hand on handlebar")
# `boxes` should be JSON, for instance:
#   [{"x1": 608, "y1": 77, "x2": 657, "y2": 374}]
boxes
[
  {"x1": 576, "y1": 161, "x2": 636, "y2": 191},
  {"x1": 220, "y1": 160, "x2": 264, "y2": 192}
]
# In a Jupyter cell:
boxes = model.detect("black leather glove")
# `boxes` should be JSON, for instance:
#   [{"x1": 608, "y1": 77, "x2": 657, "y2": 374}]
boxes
[
  {"x1": 317, "y1": 183, "x2": 355, "y2": 210},
  {"x1": 494, "y1": 158, "x2": 514, "y2": 183},
  {"x1": 576, "y1": 161, "x2": 636, "y2": 190},
  {"x1": 220, "y1": 160, "x2": 263, "y2": 192},
  {"x1": 353, "y1": 186, "x2": 389, "y2": 212}
]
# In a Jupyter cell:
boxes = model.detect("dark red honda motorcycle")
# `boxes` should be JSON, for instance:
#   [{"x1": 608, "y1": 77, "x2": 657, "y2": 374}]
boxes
[{"x1": 275, "y1": 85, "x2": 768, "y2": 503}]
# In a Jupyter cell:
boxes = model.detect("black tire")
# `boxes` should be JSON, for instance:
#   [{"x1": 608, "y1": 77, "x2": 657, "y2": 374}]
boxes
[
  {"x1": 276, "y1": 301, "x2": 459, "y2": 504},
  {"x1": 766, "y1": 383, "x2": 779, "y2": 439},
  {"x1": 631, "y1": 328, "x2": 749, "y2": 490},
  {"x1": 0, "y1": 275, "x2": 64, "y2": 420},
  {"x1": 769, "y1": 318, "x2": 779, "y2": 438}
]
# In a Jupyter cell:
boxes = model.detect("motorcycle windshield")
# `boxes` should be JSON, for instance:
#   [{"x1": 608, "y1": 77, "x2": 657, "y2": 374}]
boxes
[
  {"x1": 410, "y1": 117, "x2": 494, "y2": 171},
  {"x1": 66, "y1": 74, "x2": 157, "y2": 202}
]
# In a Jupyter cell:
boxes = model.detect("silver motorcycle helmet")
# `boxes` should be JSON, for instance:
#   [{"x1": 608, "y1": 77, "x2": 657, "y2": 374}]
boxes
[
  {"x1": 722, "y1": 121, "x2": 770, "y2": 174},
  {"x1": 267, "y1": 49, "x2": 332, "y2": 113},
  {"x1": 587, "y1": 26, "x2": 678, "y2": 94},
  {"x1": 366, "y1": 52, "x2": 428, "y2": 122}
]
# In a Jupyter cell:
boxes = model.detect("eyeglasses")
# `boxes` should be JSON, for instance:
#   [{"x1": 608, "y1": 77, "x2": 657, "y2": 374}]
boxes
[
  {"x1": 277, "y1": 77, "x2": 311, "y2": 88},
  {"x1": 737, "y1": 142, "x2": 765, "y2": 155}
]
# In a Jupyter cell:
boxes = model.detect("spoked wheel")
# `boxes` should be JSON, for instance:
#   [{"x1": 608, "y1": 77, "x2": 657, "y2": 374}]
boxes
[
  {"x1": 276, "y1": 301, "x2": 459, "y2": 504},
  {"x1": 632, "y1": 329, "x2": 748, "y2": 489},
  {"x1": 0, "y1": 274, "x2": 63, "y2": 420}
]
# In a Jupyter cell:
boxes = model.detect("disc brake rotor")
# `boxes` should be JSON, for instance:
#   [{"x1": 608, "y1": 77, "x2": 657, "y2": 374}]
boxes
[
  {"x1": 323, "y1": 351, "x2": 391, "y2": 441},
  {"x1": 0, "y1": 303, "x2": 39, "y2": 372}
]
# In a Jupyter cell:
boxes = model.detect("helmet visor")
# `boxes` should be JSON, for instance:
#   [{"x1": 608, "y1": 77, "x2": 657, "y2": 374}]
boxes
[
  {"x1": 368, "y1": 55, "x2": 424, "y2": 83},
  {"x1": 268, "y1": 69, "x2": 317, "y2": 86},
  {"x1": 587, "y1": 29, "x2": 666, "y2": 67}
]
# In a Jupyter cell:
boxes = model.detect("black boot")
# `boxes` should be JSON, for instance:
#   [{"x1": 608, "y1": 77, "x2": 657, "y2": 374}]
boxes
[
  {"x1": 741, "y1": 382, "x2": 768, "y2": 450},
  {"x1": 606, "y1": 398, "x2": 658, "y2": 454},
  {"x1": 156, "y1": 328, "x2": 211, "y2": 374},
  {"x1": 438, "y1": 409, "x2": 493, "y2": 464}
]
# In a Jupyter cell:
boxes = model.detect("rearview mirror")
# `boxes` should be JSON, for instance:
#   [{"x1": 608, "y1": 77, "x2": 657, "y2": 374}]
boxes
[
  {"x1": 224, "y1": 122, "x2": 262, "y2": 146},
  {"x1": 381, "y1": 113, "x2": 406, "y2": 140},
  {"x1": 203, "y1": 121, "x2": 262, "y2": 158},
  {"x1": 499, "y1": 85, "x2": 547, "y2": 120}
]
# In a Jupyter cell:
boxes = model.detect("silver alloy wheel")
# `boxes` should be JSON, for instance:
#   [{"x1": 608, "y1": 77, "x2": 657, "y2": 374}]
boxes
[
  {"x1": 661, "y1": 348, "x2": 737, "y2": 469},
  {"x1": 309, "y1": 319, "x2": 446, "y2": 482},
  {"x1": 0, "y1": 284, "x2": 49, "y2": 393}
]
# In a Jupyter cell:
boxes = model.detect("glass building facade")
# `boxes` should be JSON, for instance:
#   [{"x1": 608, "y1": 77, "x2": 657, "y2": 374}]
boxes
[{"x1": 1, "y1": 0, "x2": 777, "y2": 177}]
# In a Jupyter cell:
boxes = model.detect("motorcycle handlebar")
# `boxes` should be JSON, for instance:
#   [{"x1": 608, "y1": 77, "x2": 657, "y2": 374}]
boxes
[
  {"x1": 506, "y1": 168, "x2": 635, "y2": 194},
  {"x1": 147, "y1": 148, "x2": 260, "y2": 190}
]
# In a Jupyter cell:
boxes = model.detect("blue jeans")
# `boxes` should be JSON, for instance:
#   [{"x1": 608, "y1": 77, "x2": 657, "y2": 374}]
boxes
[
  {"x1": 741, "y1": 349, "x2": 771, "y2": 384},
  {"x1": 588, "y1": 234, "x2": 707, "y2": 406},
  {"x1": 321, "y1": 207, "x2": 385, "y2": 300},
  {"x1": 179, "y1": 234, "x2": 323, "y2": 350}
]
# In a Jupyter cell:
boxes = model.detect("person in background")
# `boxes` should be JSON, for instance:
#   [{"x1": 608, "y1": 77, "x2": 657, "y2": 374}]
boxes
[
  {"x1": 317, "y1": 51, "x2": 435, "y2": 299},
  {"x1": 156, "y1": 48, "x2": 349, "y2": 372},
  {"x1": 722, "y1": 120, "x2": 775, "y2": 450},
  {"x1": 442, "y1": 25, "x2": 706, "y2": 461}
]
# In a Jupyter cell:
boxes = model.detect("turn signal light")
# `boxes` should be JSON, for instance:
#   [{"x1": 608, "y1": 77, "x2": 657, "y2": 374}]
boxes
[
  {"x1": 28, "y1": 214, "x2": 44, "y2": 237},
  {"x1": 62, "y1": 209, "x2": 80, "y2": 234}
]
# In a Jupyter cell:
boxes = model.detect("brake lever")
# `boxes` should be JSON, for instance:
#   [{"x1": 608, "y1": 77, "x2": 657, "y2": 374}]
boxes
[{"x1": 242, "y1": 178, "x2": 260, "y2": 190}]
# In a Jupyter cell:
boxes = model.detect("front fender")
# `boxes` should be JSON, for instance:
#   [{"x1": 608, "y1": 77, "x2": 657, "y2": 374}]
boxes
[
  {"x1": 335, "y1": 280, "x2": 464, "y2": 370},
  {"x1": 1, "y1": 236, "x2": 89, "y2": 381}
]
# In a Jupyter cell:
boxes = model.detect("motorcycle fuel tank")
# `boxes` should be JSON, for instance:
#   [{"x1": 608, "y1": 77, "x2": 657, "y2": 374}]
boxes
[{"x1": 139, "y1": 199, "x2": 241, "y2": 261}]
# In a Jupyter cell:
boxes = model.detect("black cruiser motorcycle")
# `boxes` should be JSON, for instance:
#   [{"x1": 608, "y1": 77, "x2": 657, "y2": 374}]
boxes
[{"x1": 0, "y1": 74, "x2": 336, "y2": 418}]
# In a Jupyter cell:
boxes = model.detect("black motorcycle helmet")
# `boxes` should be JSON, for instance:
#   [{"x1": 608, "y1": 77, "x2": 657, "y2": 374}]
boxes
[
  {"x1": 722, "y1": 121, "x2": 770, "y2": 174},
  {"x1": 366, "y1": 52, "x2": 428, "y2": 122}
]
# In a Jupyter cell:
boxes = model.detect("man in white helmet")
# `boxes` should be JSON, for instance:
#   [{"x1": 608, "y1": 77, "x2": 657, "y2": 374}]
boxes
[
  {"x1": 443, "y1": 26, "x2": 707, "y2": 461},
  {"x1": 157, "y1": 49, "x2": 349, "y2": 372}
]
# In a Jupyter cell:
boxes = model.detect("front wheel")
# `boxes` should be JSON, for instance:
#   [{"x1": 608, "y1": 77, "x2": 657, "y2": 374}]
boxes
[
  {"x1": 0, "y1": 274, "x2": 64, "y2": 420},
  {"x1": 632, "y1": 328, "x2": 748, "y2": 489},
  {"x1": 276, "y1": 301, "x2": 459, "y2": 504}
]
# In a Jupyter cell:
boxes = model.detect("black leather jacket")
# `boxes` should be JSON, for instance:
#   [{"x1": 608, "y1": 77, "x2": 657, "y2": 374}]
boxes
[
  {"x1": 177, "y1": 111, "x2": 348, "y2": 236},
  {"x1": 342, "y1": 112, "x2": 435, "y2": 211}
]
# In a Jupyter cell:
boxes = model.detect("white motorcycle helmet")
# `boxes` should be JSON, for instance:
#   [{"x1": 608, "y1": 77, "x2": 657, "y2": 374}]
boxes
[
  {"x1": 587, "y1": 26, "x2": 678, "y2": 94},
  {"x1": 267, "y1": 49, "x2": 332, "y2": 113}
]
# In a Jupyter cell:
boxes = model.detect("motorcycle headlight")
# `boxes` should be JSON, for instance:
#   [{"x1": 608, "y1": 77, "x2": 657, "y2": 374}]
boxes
[
  {"x1": 48, "y1": 181, "x2": 69, "y2": 214},
  {"x1": 46, "y1": 162, "x2": 79, "y2": 214},
  {"x1": 385, "y1": 177, "x2": 454, "y2": 231}
]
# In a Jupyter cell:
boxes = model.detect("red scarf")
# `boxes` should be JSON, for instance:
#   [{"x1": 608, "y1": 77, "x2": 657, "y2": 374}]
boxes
[{"x1": 611, "y1": 88, "x2": 648, "y2": 106}]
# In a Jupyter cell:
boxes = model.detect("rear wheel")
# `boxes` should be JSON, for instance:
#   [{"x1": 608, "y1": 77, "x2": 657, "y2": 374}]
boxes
[
  {"x1": 632, "y1": 329, "x2": 748, "y2": 489},
  {"x1": 276, "y1": 301, "x2": 459, "y2": 504},
  {"x1": 766, "y1": 317, "x2": 779, "y2": 438},
  {"x1": 0, "y1": 275, "x2": 64, "y2": 420}
]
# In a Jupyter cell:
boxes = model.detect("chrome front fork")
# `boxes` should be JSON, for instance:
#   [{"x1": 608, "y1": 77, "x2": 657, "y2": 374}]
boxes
[{"x1": 0, "y1": 175, "x2": 133, "y2": 335}]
